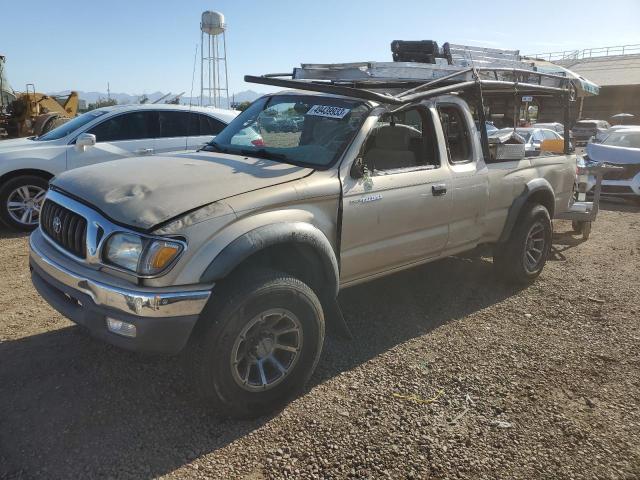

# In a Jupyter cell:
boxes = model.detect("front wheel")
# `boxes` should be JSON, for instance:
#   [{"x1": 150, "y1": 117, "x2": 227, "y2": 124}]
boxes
[
  {"x1": 494, "y1": 204, "x2": 552, "y2": 284},
  {"x1": 189, "y1": 269, "x2": 325, "y2": 418},
  {"x1": 0, "y1": 175, "x2": 49, "y2": 231}
]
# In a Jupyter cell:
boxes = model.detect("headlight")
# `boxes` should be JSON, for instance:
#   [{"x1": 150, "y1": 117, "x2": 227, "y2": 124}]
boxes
[
  {"x1": 103, "y1": 233, "x2": 183, "y2": 276},
  {"x1": 104, "y1": 233, "x2": 143, "y2": 272}
]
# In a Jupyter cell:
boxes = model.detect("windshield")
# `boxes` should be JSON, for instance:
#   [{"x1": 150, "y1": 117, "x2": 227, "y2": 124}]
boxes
[
  {"x1": 575, "y1": 121, "x2": 598, "y2": 129},
  {"x1": 602, "y1": 130, "x2": 640, "y2": 148},
  {"x1": 35, "y1": 110, "x2": 109, "y2": 141},
  {"x1": 205, "y1": 95, "x2": 370, "y2": 168}
]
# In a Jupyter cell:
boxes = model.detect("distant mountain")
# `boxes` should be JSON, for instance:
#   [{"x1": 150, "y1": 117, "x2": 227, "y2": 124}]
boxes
[{"x1": 48, "y1": 89, "x2": 262, "y2": 107}]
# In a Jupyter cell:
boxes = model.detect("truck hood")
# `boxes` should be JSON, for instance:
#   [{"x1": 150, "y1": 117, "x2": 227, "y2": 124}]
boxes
[{"x1": 51, "y1": 152, "x2": 313, "y2": 230}]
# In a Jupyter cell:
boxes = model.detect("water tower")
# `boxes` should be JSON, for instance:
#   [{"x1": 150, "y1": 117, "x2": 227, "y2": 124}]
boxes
[{"x1": 200, "y1": 11, "x2": 229, "y2": 108}]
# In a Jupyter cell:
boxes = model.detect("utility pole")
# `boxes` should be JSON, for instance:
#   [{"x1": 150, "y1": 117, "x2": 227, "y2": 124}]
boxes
[{"x1": 107, "y1": 82, "x2": 111, "y2": 101}]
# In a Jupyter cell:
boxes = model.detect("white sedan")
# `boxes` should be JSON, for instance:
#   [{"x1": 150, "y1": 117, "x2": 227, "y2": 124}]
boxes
[
  {"x1": 582, "y1": 127, "x2": 640, "y2": 202},
  {"x1": 0, "y1": 104, "x2": 242, "y2": 230}
]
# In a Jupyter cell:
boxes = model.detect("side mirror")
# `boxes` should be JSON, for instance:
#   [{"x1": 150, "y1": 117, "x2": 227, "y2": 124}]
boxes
[
  {"x1": 76, "y1": 133, "x2": 96, "y2": 151},
  {"x1": 350, "y1": 157, "x2": 366, "y2": 179}
]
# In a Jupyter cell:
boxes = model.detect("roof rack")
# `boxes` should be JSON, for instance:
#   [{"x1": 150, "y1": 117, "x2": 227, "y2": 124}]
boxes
[
  {"x1": 244, "y1": 41, "x2": 593, "y2": 158},
  {"x1": 245, "y1": 40, "x2": 598, "y2": 103},
  {"x1": 245, "y1": 66, "x2": 576, "y2": 107}
]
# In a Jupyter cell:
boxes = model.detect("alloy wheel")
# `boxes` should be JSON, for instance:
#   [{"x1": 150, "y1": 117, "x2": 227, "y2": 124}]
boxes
[
  {"x1": 230, "y1": 308, "x2": 303, "y2": 392},
  {"x1": 523, "y1": 221, "x2": 546, "y2": 272},
  {"x1": 6, "y1": 185, "x2": 46, "y2": 227}
]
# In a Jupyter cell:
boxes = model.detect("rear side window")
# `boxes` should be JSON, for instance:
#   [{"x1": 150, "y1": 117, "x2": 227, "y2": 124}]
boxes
[
  {"x1": 187, "y1": 113, "x2": 227, "y2": 136},
  {"x1": 199, "y1": 115, "x2": 226, "y2": 135},
  {"x1": 88, "y1": 111, "x2": 155, "y2": 142},
  {"x1": 158, "y1": 111, "x2": 190, "y2": 138},
  {"x1": 438, "y1": 105, "x2": 472, "y2": 163}
]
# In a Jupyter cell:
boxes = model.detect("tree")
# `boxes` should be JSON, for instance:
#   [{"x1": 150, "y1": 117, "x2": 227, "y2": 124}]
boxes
[
  {"x1": 87, "y1": 97, "x2": 117, "y2": 111},
  {"x1": 236, "y1": 101, "x2": 252, "y2": 112}
]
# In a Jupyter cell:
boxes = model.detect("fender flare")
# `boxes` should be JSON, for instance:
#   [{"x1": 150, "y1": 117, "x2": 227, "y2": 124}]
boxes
[
  {"x1": 199, "y1": 222, "x2": 340, "y2": 297},
  {"x1": 498, "y1": 178, "x2": 555, "y2": 243}
]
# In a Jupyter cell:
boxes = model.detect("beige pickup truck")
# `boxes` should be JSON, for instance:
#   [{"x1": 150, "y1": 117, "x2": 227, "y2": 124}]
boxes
[{"x1": 29, "y1": 87, "x2": 577, "y2": 417}]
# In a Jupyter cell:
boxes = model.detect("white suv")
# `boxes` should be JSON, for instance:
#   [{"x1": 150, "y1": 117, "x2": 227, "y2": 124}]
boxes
[{"x1": 0, "y1": 104, "x2": 239, "y2": 230}]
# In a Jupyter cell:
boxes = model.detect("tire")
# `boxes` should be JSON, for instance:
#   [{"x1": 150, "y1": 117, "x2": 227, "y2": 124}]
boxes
[
  {"x1": 32, "y1": 113, "x2": 58, "y2": 136},
  {"x1": 189, "y1": 269, "x2": 325, "y2": 418},
  {"x1": 572, "y1": 220, "x2": 582, "y2": 233},
  {"x1": 494, "y1": 204, "x2": 552, "y2": 284},
  {"x1": 42, "y1": 116, "x2": 69, "y2": 134},
  {"x1": 0, "y1": 175, "x2": 49, "y2": 231}
]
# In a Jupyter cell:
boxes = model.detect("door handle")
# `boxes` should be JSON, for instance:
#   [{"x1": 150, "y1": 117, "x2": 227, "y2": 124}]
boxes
[
  {"x1": 135, "y1": 148, "x2": 154, "y2": 155},
  {"x1": 432, "y1": 184, "x2": 447, "y2": 196}
]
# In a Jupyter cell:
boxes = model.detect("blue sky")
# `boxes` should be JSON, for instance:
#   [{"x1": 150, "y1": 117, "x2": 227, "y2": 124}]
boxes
[{"x1": 3, "y1": 0, "x2": 639, "y2": 95}]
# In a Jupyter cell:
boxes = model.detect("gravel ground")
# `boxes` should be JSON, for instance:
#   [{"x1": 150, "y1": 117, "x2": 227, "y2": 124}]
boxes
[{"x1": 1, "y1": 200, "x2": 639, "y2": 480}]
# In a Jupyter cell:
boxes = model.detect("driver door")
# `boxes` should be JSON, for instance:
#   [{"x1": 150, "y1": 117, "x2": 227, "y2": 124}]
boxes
[{"x1": 339, "y1": 106, "x2": 452, "y2": 285}]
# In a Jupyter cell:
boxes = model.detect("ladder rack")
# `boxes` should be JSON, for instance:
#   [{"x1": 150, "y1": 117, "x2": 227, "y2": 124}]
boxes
[
  {"x1": 246, "y1": 41, "x2": 598, "y2": 100},
  {"x1": 245, "y1": 66, "x2": 576, "y2": 107}
]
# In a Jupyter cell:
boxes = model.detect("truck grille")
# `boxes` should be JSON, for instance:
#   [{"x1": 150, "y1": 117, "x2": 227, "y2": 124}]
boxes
[
  {"x1": 40, "y1": 200, "x2": 87, "y2": 258},
  {"x1": 603, "y1": 163, "x2": 640, "y2": 181}
]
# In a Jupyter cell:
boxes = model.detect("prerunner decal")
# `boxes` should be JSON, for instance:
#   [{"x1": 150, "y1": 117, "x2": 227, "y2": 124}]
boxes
[{"x1": 306, "y1": 105, "x2": 351, "y2": 119}]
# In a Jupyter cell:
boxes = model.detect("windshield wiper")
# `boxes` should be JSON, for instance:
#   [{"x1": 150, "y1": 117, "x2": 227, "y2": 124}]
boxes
[
  {"x1": 202, "y1": 141, "x2": 228, "y2": 153},
  {"x1": 239, "y1": 148, "x2": 288, "y2": 161}
]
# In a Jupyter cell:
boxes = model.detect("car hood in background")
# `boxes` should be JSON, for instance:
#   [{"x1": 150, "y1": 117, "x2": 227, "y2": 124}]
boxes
[
  {"x1": 586, "y1": 142, "x2": 640, "y2": 165},
  {"x1": 0, "y1": 137, "x2": 40, "y2": 153},
  {"x1": 51, "y1": 152, "x2": 313, "y2": 230}
]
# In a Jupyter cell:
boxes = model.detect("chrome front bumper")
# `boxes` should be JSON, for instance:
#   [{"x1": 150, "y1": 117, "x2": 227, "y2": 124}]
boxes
[{"x1": 29, "y1": 233, "x2": 211, "y2": 318}]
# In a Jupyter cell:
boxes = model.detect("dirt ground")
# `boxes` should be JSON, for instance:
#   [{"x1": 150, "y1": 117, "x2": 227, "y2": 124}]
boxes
[{"x1": 1, "y1": 200, "x2": 639, "y2": 480}]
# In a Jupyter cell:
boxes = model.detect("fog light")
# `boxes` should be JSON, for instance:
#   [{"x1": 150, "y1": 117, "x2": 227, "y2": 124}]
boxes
[{"x1": 106, "y1": 317, "x2": 137, "y2": 338}]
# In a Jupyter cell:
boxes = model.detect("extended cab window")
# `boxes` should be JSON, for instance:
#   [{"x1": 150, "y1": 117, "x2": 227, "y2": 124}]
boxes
[
  {"x1": 438, "y1": 105, "x2": 472, "y2": 163},
  {"x1": 362, "y1": 107, "x2": 439, "y2": 173},
  {"x1": 88, "y1": 111, "x2": 155, "y2": 142}
]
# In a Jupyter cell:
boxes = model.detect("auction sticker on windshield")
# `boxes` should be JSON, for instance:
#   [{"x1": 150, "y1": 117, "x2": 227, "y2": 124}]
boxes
[{"x1": 306, "y1": 105, "x2": 351, "y2": 119}]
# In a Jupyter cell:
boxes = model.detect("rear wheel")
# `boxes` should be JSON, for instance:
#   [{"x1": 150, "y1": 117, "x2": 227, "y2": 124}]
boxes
[
  {"x1": 189, "y1": 269, "x2": 325, "y2": 418},
  {"x1": 0, "y1": 175, "x2": 49, "y2": 231},
  {"x1": 494, "y1": 204, "x2": 552, "y2": 284}
]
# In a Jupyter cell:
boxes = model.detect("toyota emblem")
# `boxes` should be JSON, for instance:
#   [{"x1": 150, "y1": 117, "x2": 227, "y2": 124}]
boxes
[{"x1": 52, "y1": 216, "x2": 62, "y2": 234}]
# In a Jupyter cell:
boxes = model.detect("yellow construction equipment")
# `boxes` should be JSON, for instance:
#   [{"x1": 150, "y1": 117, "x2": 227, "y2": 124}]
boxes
[
  {"x1": 1, "y1": 86, "x2": 79, "y2": 138},
  {"x1": 1, "y1": 55, "x2": 79, "y2": 138}
]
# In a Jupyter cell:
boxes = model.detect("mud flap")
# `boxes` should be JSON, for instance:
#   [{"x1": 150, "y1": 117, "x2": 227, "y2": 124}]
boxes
[{"x1": 323, "y1": 297, "x2": 353, "y2": 340}]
